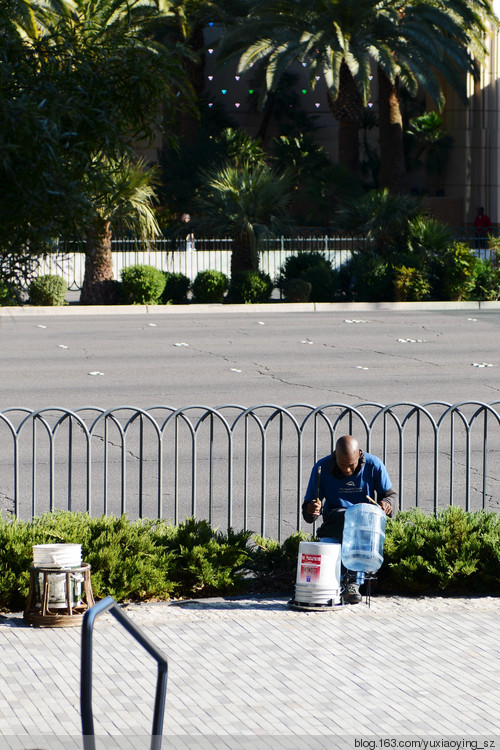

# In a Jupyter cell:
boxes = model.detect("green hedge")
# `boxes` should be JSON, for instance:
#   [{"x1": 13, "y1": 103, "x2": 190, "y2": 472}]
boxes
[
  {"x1": 226, "y1": 270, "x2": 273, "y2": 304},
  {"x1": 191, "y1": 269, "x2": 229, "y2": 303},
  {"x1": 162, "y1": 272, "x2": 191, "y2": 304},
  {"x1": 379, "y1": 507, "x2": 500, "y2": 595},
  {"x1": 29, "y1": 274, "x2": 68, "y2": 306},
  {"x1": 1, "y1": 508, "x2": 498, "y2": 611},
  {"x1": 0, "y1": 513, "x2": 251, "y2": 610},
  {"x1": 120, "y1": 264, "x2": 166, "y2": 304}
]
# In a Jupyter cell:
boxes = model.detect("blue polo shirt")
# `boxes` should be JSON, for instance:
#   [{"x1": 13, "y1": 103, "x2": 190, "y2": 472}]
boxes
[{"x1": 304, "y1": 453, "x2": 392, "y2": 515}]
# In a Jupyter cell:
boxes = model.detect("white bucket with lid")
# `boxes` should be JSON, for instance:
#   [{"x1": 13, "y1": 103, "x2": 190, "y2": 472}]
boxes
[
  {"x1": 293, "y1": 541, "x2": 341, "y2": 606},
  {"x1": 33, "y1": 544, "x2": 83, "y2": 608}
]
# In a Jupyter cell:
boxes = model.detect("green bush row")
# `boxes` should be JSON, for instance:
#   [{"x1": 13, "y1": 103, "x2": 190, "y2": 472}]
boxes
[
  {"x1": 277, "y1": 246, "x2": 500, "y2": 303},
  {"x1": 119, "y1": 266, "x2": 275, "y2": 304},
  {"x1": 0, "y1": 514, "x2": 253, "y2": 610},
  {"x1": 0, "y1": 507, "x2": 498, "y2": 611},
  {"x1": 18, "y1": 267, "x2": 275, "y2": 306},
  {"x1": 10, "y1": 243, "x2": 500, "y2": 306}
]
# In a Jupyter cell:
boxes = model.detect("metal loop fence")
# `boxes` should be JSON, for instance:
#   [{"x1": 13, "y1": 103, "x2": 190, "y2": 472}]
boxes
[{"x1": 1, "y1": 402, "x2": 499, "y2": 540}]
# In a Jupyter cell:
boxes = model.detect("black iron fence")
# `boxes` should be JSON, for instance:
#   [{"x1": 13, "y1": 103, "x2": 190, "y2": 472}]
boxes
[
  {"x1": 32, "y1": 233, "x2": 365, "y2": 291},
  {"x1": 27, "y1": 228, "x2": 496, "y2": 293}
]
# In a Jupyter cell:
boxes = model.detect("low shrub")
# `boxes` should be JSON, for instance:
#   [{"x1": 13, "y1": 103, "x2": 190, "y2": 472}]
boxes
[
  {"x1": 300, "y1": 265, "x2": 338, "y2": 301},
  {"x1": 277, "y1": 251, "x2": 337, "y2": 301},
  {"x1": 393, "y1": 265, "x2": 431, "y2": 301},
  {"x1": 380, "y1": 507, "x2": 500, "y2": 595},
  {"x1": 29, "y1": 275, "x2": 68, "y2": 306},
  {"x1": 154, "y1": 517, "x2": 252, "y2": 597},
  {"x1": 0, "y1": 280, "x2": 20, "y2": 306},
  {"x1": 428, "y1": 242, "x2": 478, "y2": 301},
  {"x1": 1, "y1": 508, "x2": 498, "y2": 611},
  {"x1": 162, "y1": 272, "x2": 191, "y2": 304},
  {"x1": 191, "y1": 269, "x2": 229, "y2": 303},
  {"x1": 0, "y1": 512, "x2": 251, "y2": 611},
  {"x1": 227, "y1": 270, "x2": 273, "y2": 303},
  {"x1": 0, "y1": 512, "x2": 173, "y2": 609},
  {"x1": 282, "y1": 278, "x2": 311, "y2": 302},
  {"x1": 338, "y1": 253, "x2": 392, "y2": 301},
  {"x1": 467, "y1": 255, "x2": 500, "y2": 301},
  {"x1": 120, "y1": 264, "x2": 166, "y2": 305}
]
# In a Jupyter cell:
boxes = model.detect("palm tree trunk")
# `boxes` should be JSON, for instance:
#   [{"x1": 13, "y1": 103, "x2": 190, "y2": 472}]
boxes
[
  {"x1": 327, "y1": 61, "x2": 363, "y2": 176},
  {"x1": 378, "y1": 68, "x2": 407, "y2": 194},
  {"x1": 256, "y1": 91, "x2": 275, "y2": 144},
  {"x1": 177, "y1": 22, "x2": 205, "y2": 146},
  {"x1": 231, "y1": 237, "x2": 257, "y2": 275},
  {"x1": 80, "y1": 220, "x2": 115, "y2": 305}
]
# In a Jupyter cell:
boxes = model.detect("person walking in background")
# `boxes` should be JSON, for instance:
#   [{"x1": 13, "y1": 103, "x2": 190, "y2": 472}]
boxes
[
  {"x1": 474, "y1": 206, "x2": 492, "y2": 250},
  {"x1": 181, "y1": 212, "x2": 195, "y2": 252},
  {"x1": 302, "y1": 435, "x2": 395, "y2": 604}
]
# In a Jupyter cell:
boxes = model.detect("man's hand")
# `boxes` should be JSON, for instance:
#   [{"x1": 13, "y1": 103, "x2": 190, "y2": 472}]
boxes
[
  {"x1": 378, "y1": 499, "x2": 392, "y2": 516},
  {"x1": 307, "y1": 499, "x2": 322, "y2": 517}
]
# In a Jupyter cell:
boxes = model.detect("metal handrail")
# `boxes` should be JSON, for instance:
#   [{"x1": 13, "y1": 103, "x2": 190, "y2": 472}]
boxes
[{"x1": 81, "y1": 596, "x2": 168, "y2": 750}]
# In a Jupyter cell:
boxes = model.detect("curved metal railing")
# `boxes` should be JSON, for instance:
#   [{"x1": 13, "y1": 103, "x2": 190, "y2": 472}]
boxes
[
  {"x1": 81, "y1": 596, "x2": 168, "y2": 750},
  {"x1": 1, "y1": 401, "x2": 499, "y2": 540}
]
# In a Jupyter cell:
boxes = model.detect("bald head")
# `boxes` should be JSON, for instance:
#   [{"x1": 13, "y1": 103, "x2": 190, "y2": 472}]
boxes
[{"x1": 335, "y1": 435, "x2": 361, "y2": 476}]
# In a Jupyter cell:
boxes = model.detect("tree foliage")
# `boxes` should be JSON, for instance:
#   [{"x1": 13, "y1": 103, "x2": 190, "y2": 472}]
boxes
[{"x1": 0, "y1": 1, "x2": 192, "y2": 271}]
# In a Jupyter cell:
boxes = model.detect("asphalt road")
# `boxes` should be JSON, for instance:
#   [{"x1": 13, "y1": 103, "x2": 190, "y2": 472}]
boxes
[
  {"x1": 1, "y1": 305, "x2": 499, "y2": 526},
  {"x1": 1, "y1": 307, "x2": 499, "y2": 410}
]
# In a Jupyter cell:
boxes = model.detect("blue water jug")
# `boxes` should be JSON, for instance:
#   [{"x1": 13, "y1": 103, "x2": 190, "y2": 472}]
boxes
[{"x1": 341, "y1": 502, "x2": 387, "y2": 573}]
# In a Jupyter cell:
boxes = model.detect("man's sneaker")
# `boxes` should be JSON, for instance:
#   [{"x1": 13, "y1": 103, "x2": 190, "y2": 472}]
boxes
[{"x1": 343, "y1": 582, "x2": 362, "y2": 605}]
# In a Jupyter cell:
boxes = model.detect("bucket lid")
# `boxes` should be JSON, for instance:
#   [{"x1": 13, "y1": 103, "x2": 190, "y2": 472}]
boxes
[{"x1": 33, "y1": 543, "x2": 82, "y2": 566}]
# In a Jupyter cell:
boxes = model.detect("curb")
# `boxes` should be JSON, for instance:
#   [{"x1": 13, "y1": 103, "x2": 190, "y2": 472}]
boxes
[{"x1": 1, "y1": 300, "x2": 500, "y2": 316}]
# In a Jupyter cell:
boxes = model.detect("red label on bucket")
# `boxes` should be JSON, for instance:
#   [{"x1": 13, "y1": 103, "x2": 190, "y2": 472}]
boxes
[
  {"x1": 302, "y1": 554, "x2": 321, "y2": 565},
  {"x1": 301, "y1": 553, "x2": 321, "y2": 582}
]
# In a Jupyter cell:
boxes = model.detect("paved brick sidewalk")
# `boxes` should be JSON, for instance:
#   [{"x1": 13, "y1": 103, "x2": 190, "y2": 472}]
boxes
[{"x1": 0, "y1": 596, "x2": 499, "y2": 750}]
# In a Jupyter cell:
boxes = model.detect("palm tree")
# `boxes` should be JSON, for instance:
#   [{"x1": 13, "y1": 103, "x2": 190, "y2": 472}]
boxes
[
  {"x1": 335, "y1": 188, "x2": 420, "y2": 256},
  {"x1": 217, "y1": 0, "x2": 401, "y2": 176},
  {"x1": 8, "y1": 0, "x2": 73, "y2": 39},
  {"x1": 80, "y1": 157, "x2": 160, "y2": 304},
  {"x1": 375, "y1": 0, "x2": 494, "y2": 192},
  {"x1": 217, "y1": 0, "x2": 496, "y2": 192},
  {"x1": 195, "y1": 161, "x2": 292, "y2": 275}
]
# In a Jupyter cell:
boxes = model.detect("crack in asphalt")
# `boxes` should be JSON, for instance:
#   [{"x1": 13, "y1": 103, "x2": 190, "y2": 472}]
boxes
[
  {"x1": 92, "y1": 432, "x2": 143, "y2": 461},
  {"x1": 485, "y1": 383, "x2": 500, "y2": 393},
  {"x1": 252, "y1": 362, "x2": 365, "y2": 400},
  {"x1": 185, "y1": 344, "x2": 236, "y2": 365},
  {"x1": 319, "y1": 341, "x2": 441, "y2": 367}
]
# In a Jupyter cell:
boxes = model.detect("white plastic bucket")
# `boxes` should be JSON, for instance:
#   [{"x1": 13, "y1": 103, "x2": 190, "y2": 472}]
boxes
[
  {"x1": 33, "y1": 544, "x2": 83, "y2": 609},
  {"x1": 293, "y1": 541, "x2": 341, "y2": 605}
]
